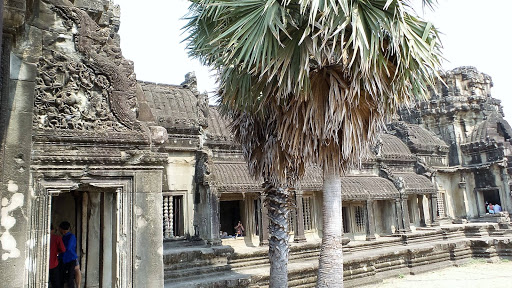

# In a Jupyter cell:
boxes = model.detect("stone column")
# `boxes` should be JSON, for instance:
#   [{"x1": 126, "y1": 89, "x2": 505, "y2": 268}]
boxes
[
  {"x1": 365, "y1": 199, "x2": 376, "y2": 241},
  {"x1": 402, "y1": 198, "x2": 412, "y2": 232},
  {"x1": 394, "y1": 199, "x2": 404, "y2": 233},
  {"x1": 294, "y1": 191, "x2": 307, "y2": 243},
  {"x1": 259, "y1": 194, "x2": 269, "y2": 246},
  {"x1": 417, "y1": 195, "x2": 426, "y2": 227},
  {"x1": 500, "y1": 168, "x2": 511, "y2": 212},
  {"x1": 428, "y1": 193, "x2": 439, "y2": 226},
  {"x1": 395, "y1": 197, "x2": 412, "y2": 233},
  {"x1": 206, "y1": 186, "x2": 221, "y2": 246}
]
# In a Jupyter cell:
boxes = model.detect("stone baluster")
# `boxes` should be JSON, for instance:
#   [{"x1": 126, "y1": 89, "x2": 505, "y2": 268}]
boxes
[{"x1": 163, "y1": 195, "x2": 174, "y2": 239}]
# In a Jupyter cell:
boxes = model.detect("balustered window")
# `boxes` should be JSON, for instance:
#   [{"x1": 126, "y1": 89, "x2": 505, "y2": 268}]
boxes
[
  {"x1": 302, "y1": 196, "x2": 313, "y2": 231},
  {"x1": 437, "y1": 191, "x2": 446, "y2": 218},
  {"x1": 354, "y1": 205, "x2": 366, "y2": 233}
]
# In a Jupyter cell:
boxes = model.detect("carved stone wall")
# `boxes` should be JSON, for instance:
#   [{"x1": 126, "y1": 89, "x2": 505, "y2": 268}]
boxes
[{"x1": 0, "y1": 1, "x2": 165, "y2": 287}]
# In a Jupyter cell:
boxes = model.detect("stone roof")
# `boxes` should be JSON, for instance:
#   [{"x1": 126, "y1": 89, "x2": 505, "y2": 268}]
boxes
[
  {"x1": 467, "y1": 112, "x2": 512, "y2": 144},
  {"x1": 207, "y1": 106, "x2": 235, "y2": 144},
  {"x1": 341, "y1": 177, "x2": 400, "y2": 200},
  {"x1": 394, "y1": 173, "x2": 436, "y2": 194},
  {"x1": 138, "y1": 81, "x2": 208, "y2": 132},
  {"x1": 379, "y1": 134, "x2": 415, "y2": 161},
  {"x1": 211, "y1": 162, "x2": 261, "y2": 193},
  {"x1": 387, "y1": 122, "x2": 449, "y2": 155},
  {"x1": 211, "y1": 162, "x2": 399, "y2": 200}
]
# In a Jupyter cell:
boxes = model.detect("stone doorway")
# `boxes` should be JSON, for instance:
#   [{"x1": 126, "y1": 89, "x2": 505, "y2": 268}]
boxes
[
  {"x1": 173, "y1": 196, "x2": 184, "y2": 237},
  {"x1": 220, "y1": 201, "x2": 241, "y2": 236},
  {"x1": 483, "y1": 189, "x2": 501, "y2": 206},
  {"x1": 51, "y1": 189, "x2": 118, "y2": 288}
]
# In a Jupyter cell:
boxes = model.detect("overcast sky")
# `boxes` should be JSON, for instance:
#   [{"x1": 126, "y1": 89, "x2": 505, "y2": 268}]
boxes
[{"x1": 113, "y1": 0, "x2": 511, "y2": 121}]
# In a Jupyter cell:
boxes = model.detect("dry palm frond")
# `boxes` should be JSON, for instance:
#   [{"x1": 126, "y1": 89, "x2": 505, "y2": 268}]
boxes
[{"x1": 185, "y1": 0, "x2": 443, "y2": 182}]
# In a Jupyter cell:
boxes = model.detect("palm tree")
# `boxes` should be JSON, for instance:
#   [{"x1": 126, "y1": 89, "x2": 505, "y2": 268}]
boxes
[{"x1": 185, "y1": 1, "x2": 442, "y2": 287}]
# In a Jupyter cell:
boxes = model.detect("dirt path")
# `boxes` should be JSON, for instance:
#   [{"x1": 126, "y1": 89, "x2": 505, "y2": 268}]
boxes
[{"x1": 361, "y1": 260, "x2": 512, "y2": 288}]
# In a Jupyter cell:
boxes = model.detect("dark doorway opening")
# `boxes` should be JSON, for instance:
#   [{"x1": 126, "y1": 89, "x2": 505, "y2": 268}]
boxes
[
  {"x1": 254, "y1": 199, "x2": 259, "y2": 236},
  {"x1": 51, "y1": 190, "x2": 117, "y2": 288},
  {"x1": 342, "y1": 206, "x2": 350, "y2": 233},
  {"x1": 220, "y1": 200, "x2": 241, "y2": 236},
  {"x1": 483, "y1": 189, "x2": 501, "y2": 206},
  {"x1": 173, "y1": 195, "x2": 184, "y2": 237}
]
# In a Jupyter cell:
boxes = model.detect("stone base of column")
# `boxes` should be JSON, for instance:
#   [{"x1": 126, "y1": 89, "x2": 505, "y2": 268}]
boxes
[
  {"x1": 365, "y1": 235, "x2": 376, "y2": 241},
  {"x1": 207, "y1": 239, "x2": 222, "y2": 246},
  {"x1": 259, "y1": 240, "x2": 269, "y2": 246},
  {"x1": 395, "y1": 227, "x2": 412, "y2": 234},
  {"x1": 293, "y1": 235, "x2": 307, "y2": 243}
]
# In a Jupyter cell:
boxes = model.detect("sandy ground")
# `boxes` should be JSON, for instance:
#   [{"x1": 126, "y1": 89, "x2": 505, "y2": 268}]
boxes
[{"x1": 361, "y1": 260, "x2": 512, "y2": 288}]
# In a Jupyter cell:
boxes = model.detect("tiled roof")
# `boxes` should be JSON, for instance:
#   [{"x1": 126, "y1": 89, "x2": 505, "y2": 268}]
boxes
[
  {"x1": 387, "y1": 122, "x2": 449, "y2": 154},
  {"x1": 210, "y1": 162, "x2": 261, "y2": 193},
  {"x1": 380, "y1": 134, "x2": 415, "y2": 160},
  {"x1": 207, "y1": 106, "x2": 234, "y2": 143},
  {"x1": 341, "y1": 177, "x2": 400, "y2": 200},
  {"x1": 138, "y1": 81, "x2": 205, "y2": 131},
  {"x1": 395, "y1": 172, "x2": 436, "y2": 194},
  {"x1": 211, "y1": 162, "x2": 399, "y2": 200}
]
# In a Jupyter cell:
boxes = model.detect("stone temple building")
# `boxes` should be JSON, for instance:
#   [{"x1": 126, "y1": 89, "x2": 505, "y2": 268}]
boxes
[{"x1": 1, "y1": 1, "x2": 511, "y2": 287}]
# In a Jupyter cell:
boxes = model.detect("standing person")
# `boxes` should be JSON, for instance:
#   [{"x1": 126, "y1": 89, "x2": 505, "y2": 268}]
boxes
[
  {"x1": 234, "y1": 221, "x2": 244, "y2": 238},
  {"x1": 49, "y1": 224, "x2": 65, "y2": 288},
  {"x1": 59, "y1": 221, "x2": 78, "y2": 288}
]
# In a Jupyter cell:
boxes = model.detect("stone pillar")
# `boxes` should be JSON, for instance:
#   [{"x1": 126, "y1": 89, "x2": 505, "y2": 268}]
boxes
[
  {"x1": 417, "y1": 195, "x2": 426, "y2": 227},
  {"x1": 365, "y1": 199, "x2": 376, "y2": 241},
  {"x1": 206, "y1": 186, "x2": 221, "y2": 246},
  {"x1": 259, "y1": 194, "x2": 269, "y2": 246},
  {"x1": 395, "y1": 198, "x2": 412, "y2": 233},
  {"x1": 402, "y1": 198, "x2": 412, "y2": 232},
  {"x1": 0, "y1": 33, "x2": 35, "y2": 288},
  {"x1": 500, "y1": 168, "x2": 511, "y2": 212},
  {"x1": 394, "y1": 199, "x2": 404, "y2": 233},
  {"x1": 428, "y1": 193, "x2": 439, "y2": 226},
  {"x1": 294, "y1": 191, "x2": 307, "y2": 243}
]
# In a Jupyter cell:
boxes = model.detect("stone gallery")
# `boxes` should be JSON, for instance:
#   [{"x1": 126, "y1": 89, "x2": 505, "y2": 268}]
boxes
[{"x1": 1, "y1": 1, "x2": 511, "y2": 287}]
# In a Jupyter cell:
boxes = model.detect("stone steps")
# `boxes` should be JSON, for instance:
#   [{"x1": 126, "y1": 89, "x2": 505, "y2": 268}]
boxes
[
  {"x1": 238, "y1": 225, "x2": 512, "y2": 287},
  {"x1": 165, "y1": 271, "x2": 251, "y2": 288},
  {"x1": 163, "y1": 240, "x2": 250, "y2": 288}
]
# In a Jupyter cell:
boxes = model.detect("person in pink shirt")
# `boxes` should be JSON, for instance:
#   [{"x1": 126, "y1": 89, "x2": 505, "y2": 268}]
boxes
[{"x1": 49, "y1": 224, "x2": 65, "y2": 288}]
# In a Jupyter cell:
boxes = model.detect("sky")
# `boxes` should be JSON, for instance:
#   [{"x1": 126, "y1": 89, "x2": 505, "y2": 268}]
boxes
[{"x1": 113, "y1": 0, "x2": 512, "y2": 121}]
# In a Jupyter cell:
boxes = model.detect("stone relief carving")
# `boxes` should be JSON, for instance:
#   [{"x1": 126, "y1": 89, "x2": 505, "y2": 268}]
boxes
[
  {"x1": 34, "y1": 50, "x2": 128, "y2": 131},
  {"x1": 34, "y1": 0, "x2": 146, "y2": 135}
]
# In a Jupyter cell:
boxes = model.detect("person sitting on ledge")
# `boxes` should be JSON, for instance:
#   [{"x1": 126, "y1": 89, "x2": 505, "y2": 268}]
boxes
[
  {"x1": 494, "y1": 203, "x2": 502, "y2": 213},
  {"x1": 487, "y1": 203, "x2": 495, "y2": 214}
]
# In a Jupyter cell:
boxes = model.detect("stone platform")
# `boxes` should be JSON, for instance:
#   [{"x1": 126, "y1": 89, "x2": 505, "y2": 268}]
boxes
[{"x1": 163, "y1": 222, "x2": 512, "y2": 288}]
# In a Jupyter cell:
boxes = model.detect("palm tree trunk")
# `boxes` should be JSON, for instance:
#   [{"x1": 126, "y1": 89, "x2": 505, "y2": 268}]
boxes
[
  {"x1": 317, "y1": 168, "x2": 343, "y2": 287},
  {"x1": 265, "y1": 184, "x2": 290, "y2": 288}
]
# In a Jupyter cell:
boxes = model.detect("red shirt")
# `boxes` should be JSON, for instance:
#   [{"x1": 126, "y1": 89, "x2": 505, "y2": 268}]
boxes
[{"x1": 49, "y1": 234, "x2": 66, "y2": 269}]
